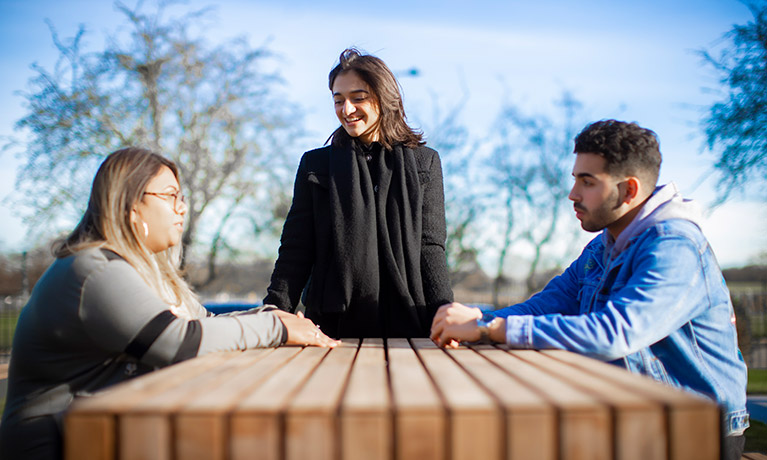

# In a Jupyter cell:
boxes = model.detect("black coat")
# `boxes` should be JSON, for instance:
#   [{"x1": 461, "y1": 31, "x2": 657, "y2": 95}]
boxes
[{"x1": 264, "y1": 141, "x2": 453, "y2": 338}]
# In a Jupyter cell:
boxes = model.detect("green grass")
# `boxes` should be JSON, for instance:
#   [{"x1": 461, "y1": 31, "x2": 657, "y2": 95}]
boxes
[
  {"x1": 749, "y1": 369, "x2": 767, "y2": 394},
  {"x1": 745, "y1": 370, "x2": 767, "y2": 453},
  {"x1": 745, "y1": 419, "x2": 767, "y2": 453},
  {"x1": 0, "y1": 310, "x2": 20, "y2": 350}
]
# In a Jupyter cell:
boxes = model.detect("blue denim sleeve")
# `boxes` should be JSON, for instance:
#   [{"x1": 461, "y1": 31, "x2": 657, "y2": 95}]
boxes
[{"x1": 509, "y1": 229, "x2": 710, "y2": 360}]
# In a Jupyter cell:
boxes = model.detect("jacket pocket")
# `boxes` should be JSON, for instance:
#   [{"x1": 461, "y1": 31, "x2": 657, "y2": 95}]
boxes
[
  {"x1": 645, "y1": 353, "x2": 672, "y2": 385},
  {"x1": 577, "y1": 268, "x2": 600, "y2": 312},
  {"x1": 307, "y1": 172, "x2": 329, "y2": 189}
]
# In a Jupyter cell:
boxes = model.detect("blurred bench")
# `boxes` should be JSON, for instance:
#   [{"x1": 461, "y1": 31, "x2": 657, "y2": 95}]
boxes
[
  {"x1": 65, "y1": 339, "x2": 723, "y2": 460},
  {"x1": 203, "y1": 302, "x2": 260, "y2": 315}
]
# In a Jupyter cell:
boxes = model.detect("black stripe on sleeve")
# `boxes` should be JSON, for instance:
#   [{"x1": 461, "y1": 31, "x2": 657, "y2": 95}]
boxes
[
  {"x1": 124, "y1": 310, "x2": 177, "y2": 359},
  {"x1": 100, "y1": 248, "x2": 123, "y2": 261},
  {"x1": 172, "y1": 320, "x2": 202, "y2": 363},
  {"x1": 279, "y1": 319, "x2": 288, "y2": 345}
]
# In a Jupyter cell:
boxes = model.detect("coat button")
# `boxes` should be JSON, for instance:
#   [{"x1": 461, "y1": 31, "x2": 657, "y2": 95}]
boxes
[
  {"x1": 374, "y1": 185, "x2": 379, "y2": 193},
  {"x1": 366, "y1": 155, "x2": 372, "y2": 161}
]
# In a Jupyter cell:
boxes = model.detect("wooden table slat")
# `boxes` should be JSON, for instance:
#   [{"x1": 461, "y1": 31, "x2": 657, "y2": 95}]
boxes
[
  {"x1": 478, "y1": 347, "x2": 612, "y2": 460},
  {"x1": 65, "y1": 350, "x2": 271, "y2": 460},
  {"x1": 387, "y1": 338, "x2": 443, "y2": 409},
  {"x1": 387, "y1": 338, "x2": 445, "y2": 460},
  {"x1": 410, "y1": 338, "x2": 502, "y2": 460},
  {"x1": 342, "y1": 338, "x2": 389, "y2": 411},
  {"x1": 236, "y1": 346, "x2": 331, "y2": 412},
  {"x1": 133, "y1": 349, "x2": 290, "y2": 411},
  {"x1": 64, "y1": 414, "x2": 115, "y2": 460},
  {"x1": 68, "y1": 350, "x2": 254, "y2": 413},
  {"x1": 284, "y1": 340, "x2": 360, "y2": 460},
  {"x1": 225, "y1": 347, "x2": 331, "y2": 460},
  {"x1": 185, "y1": 347, "x2": 311, "y2": 412},
  {"x1": 122, "y1": 349, "x2": 296, "y2": 460},
  {"x1": 288, "y1": 340, "x2": 360, "y2": 412},
  {"x1": 542, "y1": 349, "x2": 721, "y2": 460},
  {"x1": 516, "y1": 349, "x2": 666, "y2": 460},
  {"x1": 452, "y1": 347, "x2": 556, "y2": 460},
  {"x1": 410, "y1": 339, "x2": 497, "y2": 410},
  {"x1": 173, "y1": 347, "x2": 319, "y2": 460},
  {"x1": 341, "y1": 338, "x2": 391, "y2": 460},
  {"x1": 541, "y1": 349, "x2": 714, "y2": 406}
]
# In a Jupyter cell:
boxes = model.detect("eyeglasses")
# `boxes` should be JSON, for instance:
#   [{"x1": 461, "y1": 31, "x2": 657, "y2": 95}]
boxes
[{"x1": 143, "y1": 191, "x2": 186, "y2": 210}]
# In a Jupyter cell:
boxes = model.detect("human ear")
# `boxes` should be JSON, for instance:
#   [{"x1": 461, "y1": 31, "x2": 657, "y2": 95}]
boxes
[
  {"x1": 129, "y1": 209, "x2": 149, "y2": 238},
  {"x1": 623, "y1": 177, "x2": 641, "y2": 203}
]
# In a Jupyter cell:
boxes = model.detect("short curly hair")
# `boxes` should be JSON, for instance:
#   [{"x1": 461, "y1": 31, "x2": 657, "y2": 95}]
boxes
[{"x1": 574, "y1": 119, "x2": 662, "y2": 188}]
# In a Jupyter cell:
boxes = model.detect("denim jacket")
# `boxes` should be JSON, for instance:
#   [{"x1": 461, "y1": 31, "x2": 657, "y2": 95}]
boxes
[{"x1": 493, "y1": 183, "x2": 749, "y2": 435}]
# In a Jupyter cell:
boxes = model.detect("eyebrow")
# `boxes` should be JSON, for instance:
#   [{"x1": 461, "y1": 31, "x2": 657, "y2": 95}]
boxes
[
  {"x1": 573, "y1": 172, "x2": 597, "y2": 179},
  {"x1": 333, "y1": 89, "x2": 369, "y2": 97}
]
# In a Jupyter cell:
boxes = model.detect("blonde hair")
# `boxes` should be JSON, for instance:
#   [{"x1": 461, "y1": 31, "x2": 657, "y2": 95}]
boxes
[{"x1": 54, "y1": 147, "x2": 204, "y2": 319}]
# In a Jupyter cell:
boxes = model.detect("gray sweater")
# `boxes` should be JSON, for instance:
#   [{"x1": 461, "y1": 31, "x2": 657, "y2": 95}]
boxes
[{"x1": 0, "y1": 247, "x2": 284, "y2": 458}]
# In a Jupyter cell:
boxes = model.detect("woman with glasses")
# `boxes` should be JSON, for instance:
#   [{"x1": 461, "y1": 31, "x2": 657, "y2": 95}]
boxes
[
  {"x1": 0, "y1": 147, "x2": 337, "y2": 459},
  {"x1": 264, "y1": 48, "x2": 454, "y2": 339}
]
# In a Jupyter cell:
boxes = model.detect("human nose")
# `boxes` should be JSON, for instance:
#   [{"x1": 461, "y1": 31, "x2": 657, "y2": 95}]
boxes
[
  {"x1": 342, "y1": 100, "x2": 355, "y2": 116},
  {"x1": 568, "y1": 185, "x2": 579, "y2": 202},
  {"x1": 176, "y1": 195, "x2": 187, "y2": 215}
]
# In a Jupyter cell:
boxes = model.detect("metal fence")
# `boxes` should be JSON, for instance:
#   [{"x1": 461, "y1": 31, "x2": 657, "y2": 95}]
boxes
[{"x1": 733, "y1": 291, "x2": 767, "y2": 369}]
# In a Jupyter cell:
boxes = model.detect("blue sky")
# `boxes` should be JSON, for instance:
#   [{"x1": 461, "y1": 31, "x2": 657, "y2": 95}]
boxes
[{"x1": 0, "y1": 0, "x2": 764, "y2": 267}]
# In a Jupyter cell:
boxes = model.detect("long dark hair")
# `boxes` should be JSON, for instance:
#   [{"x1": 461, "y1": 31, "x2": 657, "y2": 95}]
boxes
[{"x1": 328, "y1": 48, "x2": 424, "y2": 150}]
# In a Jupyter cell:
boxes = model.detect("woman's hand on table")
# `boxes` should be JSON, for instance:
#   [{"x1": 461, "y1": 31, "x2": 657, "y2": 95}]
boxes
[{"x1": 274, "y1": 310, "x2": 339, "y2": 347}]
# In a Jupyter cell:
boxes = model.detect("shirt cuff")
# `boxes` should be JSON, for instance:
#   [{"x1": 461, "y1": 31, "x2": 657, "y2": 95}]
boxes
[{"x1": 505, "y1": 315, "x2": 533, "y2": 348}]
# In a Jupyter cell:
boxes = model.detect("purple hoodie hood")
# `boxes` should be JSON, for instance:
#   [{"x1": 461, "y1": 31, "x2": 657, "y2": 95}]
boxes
[{"x1": 603, "y1": 182, "x2": 703, "y2": 261}]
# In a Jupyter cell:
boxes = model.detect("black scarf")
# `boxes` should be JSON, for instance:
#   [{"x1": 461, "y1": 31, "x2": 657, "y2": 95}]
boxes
[{"x1": 326, "y1": 137, "x2": 426, "y2": 314}]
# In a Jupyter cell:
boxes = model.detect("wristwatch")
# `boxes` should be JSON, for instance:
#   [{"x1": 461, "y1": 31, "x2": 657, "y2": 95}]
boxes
[{"x1": 476, "y1": 312, "x2": 497, "y2": 344}]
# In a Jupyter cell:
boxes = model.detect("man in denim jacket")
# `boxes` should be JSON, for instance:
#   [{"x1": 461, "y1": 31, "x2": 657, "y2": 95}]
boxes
[{"x1": 431, "y1": 119, "x2": 749, "y2": 458}]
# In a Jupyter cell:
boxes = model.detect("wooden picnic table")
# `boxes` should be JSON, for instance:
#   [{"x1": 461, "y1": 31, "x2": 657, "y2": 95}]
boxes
[{"x1": 64, "y1": 338, "x2": 721, "y2": 460}]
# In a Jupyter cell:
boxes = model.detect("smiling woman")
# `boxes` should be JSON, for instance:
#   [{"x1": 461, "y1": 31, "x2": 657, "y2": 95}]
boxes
[
  {"x1": 0, "y1": 147, "x2": 337, "y2": 460},
  {"x1": 264, "y1": 48, "x2": 454, "y2": 339},
  {"x1": 332, "y1": 71, "x2": 381, "y2": 144}
]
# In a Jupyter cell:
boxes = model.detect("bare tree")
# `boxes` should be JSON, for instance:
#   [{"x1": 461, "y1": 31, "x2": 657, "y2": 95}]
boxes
[
  {"x1": 699, "y1": 1, "x2": 767, "y2": 202},
  {"x1": 419, "y1": 94, "x2": 485, "y2": 281},
  {"x1": 486, "y1": 92, "x2": 584, "y2": 306},
  {"x1": 8, "y1": 2, "x2": 300, "y2": 285}
]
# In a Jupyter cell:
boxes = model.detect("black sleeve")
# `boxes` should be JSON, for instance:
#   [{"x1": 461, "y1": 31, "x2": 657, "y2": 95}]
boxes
[
  {"x1": 419, "y1": 149, "x2": 454, "y2": 316},
  {"x1": 264, "y1": 153, "x2": 317, "y2": 312}
]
